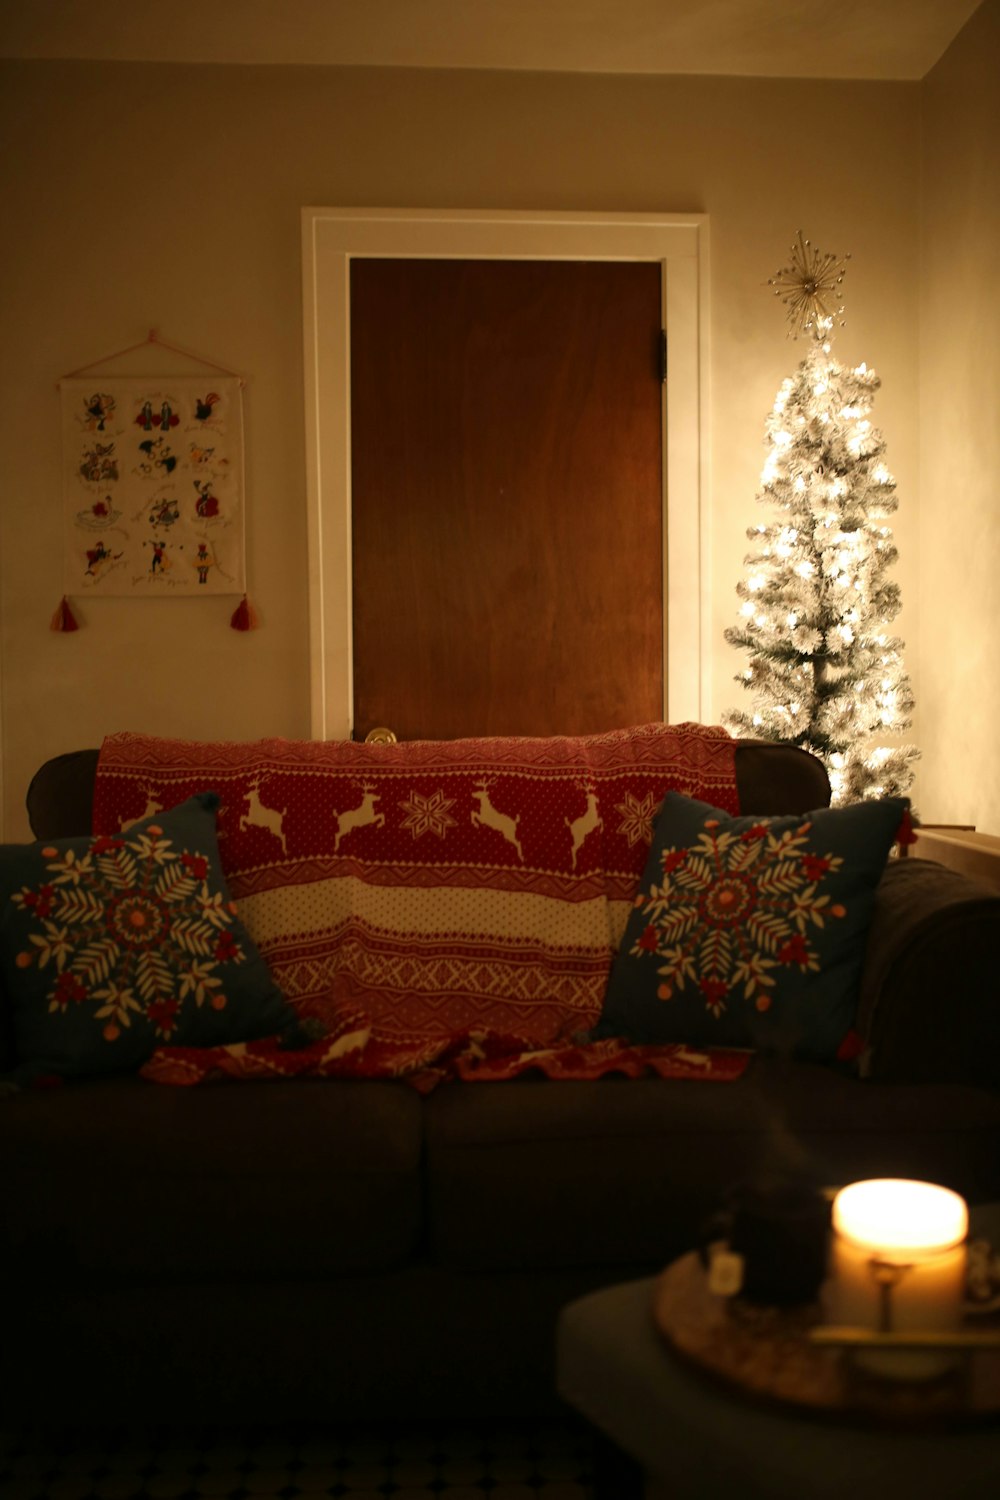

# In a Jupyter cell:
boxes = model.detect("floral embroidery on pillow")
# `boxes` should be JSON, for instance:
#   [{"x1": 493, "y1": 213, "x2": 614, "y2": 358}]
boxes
[
  {"x1": 599, "y1": 791, "x2": 909, "y2": 1063},
  {"x1": 10, "y1": 822, "x2": 249, "y2": 1045},
  {"x1": 629, "y1": 815, "x2": 847, "y2": 1019}
]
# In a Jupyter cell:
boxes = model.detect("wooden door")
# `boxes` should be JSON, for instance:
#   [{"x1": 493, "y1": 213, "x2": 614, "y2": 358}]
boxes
[{"x1": 349, "y1": 258, "x2": 663, "y2": 741}]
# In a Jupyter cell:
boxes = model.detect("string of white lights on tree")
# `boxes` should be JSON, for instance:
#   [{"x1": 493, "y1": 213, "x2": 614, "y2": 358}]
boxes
[{"x1": 723, "y1": 233, "x2": 918, "y2": 805}]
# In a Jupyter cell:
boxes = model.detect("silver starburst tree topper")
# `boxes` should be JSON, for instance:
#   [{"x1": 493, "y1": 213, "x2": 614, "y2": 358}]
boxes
[{"x1": 768, "y1": 229, "x2": 850, "y2": 340}]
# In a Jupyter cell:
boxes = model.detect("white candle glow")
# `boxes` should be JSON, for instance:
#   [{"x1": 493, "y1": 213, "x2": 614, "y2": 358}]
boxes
[{"x1": 826, "y1": 1179, "x2": 968, "y2": 1378}]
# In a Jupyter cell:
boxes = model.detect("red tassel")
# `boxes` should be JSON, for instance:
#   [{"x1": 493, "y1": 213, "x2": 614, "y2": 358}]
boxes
[
  {"x1": 50, "y1": 596, "x2": 79, "y2": 632},
  {"x1": 895, "y1": 808, "x2": 918, "y2": 847},
  {"x1": 230, "y1": 594, "x2": 258, "y2": 631}
]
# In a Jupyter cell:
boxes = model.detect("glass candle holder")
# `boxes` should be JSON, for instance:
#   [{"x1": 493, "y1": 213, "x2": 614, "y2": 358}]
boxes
[{"x1": 825, "y1": 1178, "x2": 968, "y2": 1379}]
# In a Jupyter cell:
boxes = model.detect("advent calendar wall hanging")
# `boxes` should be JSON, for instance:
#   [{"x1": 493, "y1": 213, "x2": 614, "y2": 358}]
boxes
[{"x1": 55, "y1": 331, "x2": 255, "y2": 630}]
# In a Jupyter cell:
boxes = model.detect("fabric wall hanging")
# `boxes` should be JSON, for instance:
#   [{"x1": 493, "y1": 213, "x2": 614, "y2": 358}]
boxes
[{"x1": 55, "y1": 332, "x2": 254, "y2": 629}]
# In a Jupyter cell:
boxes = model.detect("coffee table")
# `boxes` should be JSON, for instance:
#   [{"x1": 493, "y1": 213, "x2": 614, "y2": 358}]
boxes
[{"x1": 557, "y1": 1206, "x2": 1000, "y2": 1500}]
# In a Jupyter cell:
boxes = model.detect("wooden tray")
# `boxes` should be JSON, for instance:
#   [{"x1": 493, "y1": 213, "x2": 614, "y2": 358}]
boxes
[{"x1": 652, "y1": 1253, "x2": 1000, "y2": 1427}]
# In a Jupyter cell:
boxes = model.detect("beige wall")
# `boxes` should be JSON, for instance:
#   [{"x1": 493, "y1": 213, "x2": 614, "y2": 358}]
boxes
[
  {"x1": 0, "y1": 60, "x2": 922, "y2": 839},
  {"x1": 920, "y1": 0, "x2": 1000, "y2": 834}
]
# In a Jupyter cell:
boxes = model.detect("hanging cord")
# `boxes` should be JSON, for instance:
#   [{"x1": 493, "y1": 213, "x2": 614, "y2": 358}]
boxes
[{"x1": 59, "y1": 329, "x2": 245, "y2": 385}]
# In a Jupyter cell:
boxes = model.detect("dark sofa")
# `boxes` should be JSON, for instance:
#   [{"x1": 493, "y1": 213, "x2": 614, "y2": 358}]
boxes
[{"x1": 3, "y1": 740, "x2": 1000, "y2": 1427}]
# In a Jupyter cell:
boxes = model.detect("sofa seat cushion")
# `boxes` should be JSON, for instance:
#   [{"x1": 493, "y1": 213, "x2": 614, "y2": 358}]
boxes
[
  {"x1": 0, "y1": 1076, "x2": 423, "y2": 1280},
  {"x1": 423, "y1": 1063, "x2": 1000, "y2": 1272}
]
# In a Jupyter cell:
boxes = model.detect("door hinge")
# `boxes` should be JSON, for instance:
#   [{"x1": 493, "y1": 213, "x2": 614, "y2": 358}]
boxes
[{"x1": 659, "y1": 329, "x2": 668, "y2": 384}]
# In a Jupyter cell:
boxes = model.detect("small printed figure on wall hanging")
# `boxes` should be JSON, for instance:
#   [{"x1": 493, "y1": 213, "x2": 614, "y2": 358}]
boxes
[
  {"x1": 136, "y1": 436, "x2": 177, "y2": 475},
  {"x1": 84, "y1": 539, "x2": 123, "y2": 578},
  {"x1": 135, "y1": 398, "x2": 179, "y2": 431},
  {"x1": 147, "y1": 494, "x2": 180, "y2": 529},
  {"x1": 75, "y1": 494, "x2": 122, "y2": 530},
  {"x1": 82, "y1": 392, "x2": 115, "y2": 430},
  {"x1": 79, "y1": 441, "x2": 118, "y2": 483},
  {"x1": 145, "y1": 538, "x2": 170, "y2": 575},
  {"x1": 193, "y1": 479, "x2": 219, "y2": 518},
  {"x1": 194, "y1": 391, "x2": 221, "y2": 423},
  {"x1": 193, "y1": 540, "x2": 215, "y2": 585}
]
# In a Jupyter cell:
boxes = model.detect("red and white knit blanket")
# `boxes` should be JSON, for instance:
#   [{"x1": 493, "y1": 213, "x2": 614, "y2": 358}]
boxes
[{"x1": 93, "y1": 723, "x2": 748, "y2": 1087}]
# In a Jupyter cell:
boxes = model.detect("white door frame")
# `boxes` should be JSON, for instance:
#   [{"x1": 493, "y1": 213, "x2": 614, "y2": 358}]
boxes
[{"x1": 301, "y1": 206, "x2": 710, "y2": 741}]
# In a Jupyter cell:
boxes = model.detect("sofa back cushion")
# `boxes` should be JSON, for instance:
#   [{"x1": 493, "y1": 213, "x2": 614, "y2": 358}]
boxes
[{"x1": 92, "y1": 724, "x2": 740, "y2": 1048}]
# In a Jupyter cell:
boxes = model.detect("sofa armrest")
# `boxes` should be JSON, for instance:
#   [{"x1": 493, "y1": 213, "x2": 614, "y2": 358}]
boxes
[
  {"x1": 25, "y1": 749, "x2": 99, "y2": 839},
  {"x1": 856, "y1": 857, "x2": 1000, "y2": 1089}
]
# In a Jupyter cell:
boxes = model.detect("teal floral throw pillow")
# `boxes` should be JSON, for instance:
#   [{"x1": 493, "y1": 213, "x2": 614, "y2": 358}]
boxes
[
  {"x1": 0, "y1": 793, "x2": 292, "y2": 1085},
  {"x1": 596, "y1": 792, "x2": 910, "y2": 1063}
]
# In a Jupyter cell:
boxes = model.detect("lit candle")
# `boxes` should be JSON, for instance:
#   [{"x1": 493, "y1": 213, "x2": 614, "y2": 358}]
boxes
[{"x1": 825, "y1": 1178, "x2": 968, "y2": 1378}]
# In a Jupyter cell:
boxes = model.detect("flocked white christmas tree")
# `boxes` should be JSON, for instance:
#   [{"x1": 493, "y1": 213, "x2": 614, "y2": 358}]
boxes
[{"x1": 723, "y1": 232, "x2": 918, "y2": 805}]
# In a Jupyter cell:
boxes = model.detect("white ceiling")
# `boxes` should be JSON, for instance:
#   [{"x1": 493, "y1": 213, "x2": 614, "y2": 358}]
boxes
[{"x1": 0, "y1": 0, "x2": 984, "y2": 80}]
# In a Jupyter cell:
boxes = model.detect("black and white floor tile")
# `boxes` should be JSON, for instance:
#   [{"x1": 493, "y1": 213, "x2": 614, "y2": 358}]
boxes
[{"x1": 0, "y1": 1419, "x2": 600, "y2": 1500}]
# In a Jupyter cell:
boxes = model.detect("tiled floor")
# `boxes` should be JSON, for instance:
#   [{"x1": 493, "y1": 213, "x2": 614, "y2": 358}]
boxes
[{"x1": 0, "y1": 1419, "x2": 598, "y2": 1500}]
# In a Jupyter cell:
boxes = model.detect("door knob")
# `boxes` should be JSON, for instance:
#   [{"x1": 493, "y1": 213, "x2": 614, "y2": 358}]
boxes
[{"x1": 364, "y1": 726, "x2": 398, "y2": 744}]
